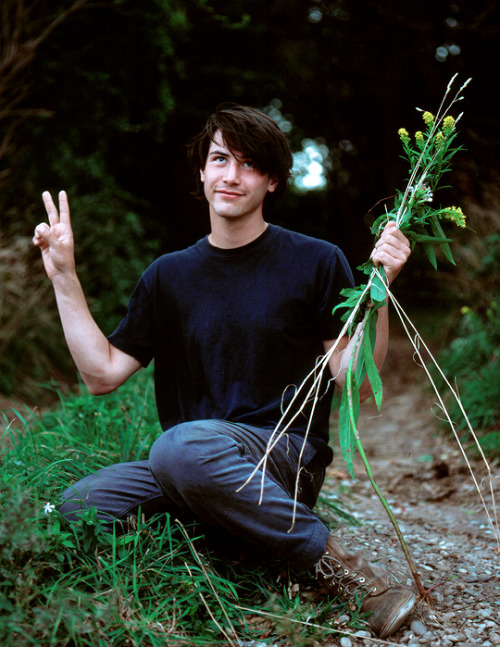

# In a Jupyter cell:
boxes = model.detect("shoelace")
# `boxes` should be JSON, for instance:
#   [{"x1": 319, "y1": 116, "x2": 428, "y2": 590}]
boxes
[{"x1": 315, "y1": 554, "x2": 378, "y2": 597}]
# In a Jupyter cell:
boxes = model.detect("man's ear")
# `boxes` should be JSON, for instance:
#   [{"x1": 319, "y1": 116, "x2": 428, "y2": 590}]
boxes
[
  {"x1": 268, "y1": 176, "x2": 279, "y2": 193},
  {"x1": 200, "y1": 169, "x2": 205, "y2": 182}
]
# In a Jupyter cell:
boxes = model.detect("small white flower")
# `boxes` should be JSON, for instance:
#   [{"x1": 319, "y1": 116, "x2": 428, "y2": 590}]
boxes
[
  {"x1": 408, "y1": 184, "x2": 433, "y2": 203},
  {"x1": 43, "y1": 502, "x2": 55, "y2": 514}
]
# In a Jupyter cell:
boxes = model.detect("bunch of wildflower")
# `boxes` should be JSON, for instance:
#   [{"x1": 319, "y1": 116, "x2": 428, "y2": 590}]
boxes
[
  {"x1": 335, "y1": 76, "x2": 471, "y2": 335},
  {"x1": 370, "y1": 76, "x2": 471, "y2": 271},
  {"x1": 329, "y1": 76, "x2": 472, "y2": 524}
]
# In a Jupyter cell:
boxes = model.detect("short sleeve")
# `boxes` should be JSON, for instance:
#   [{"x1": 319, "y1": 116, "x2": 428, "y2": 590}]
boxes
[
  {"x1": 107, "y1": 274, "x2": 155, "y2": 367},
  {"x1": 317, "y1": 247, "x2": 355, "y2": 340}
]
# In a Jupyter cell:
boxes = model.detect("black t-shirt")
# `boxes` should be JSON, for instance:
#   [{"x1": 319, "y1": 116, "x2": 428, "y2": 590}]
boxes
[{"x1": 108, "y1": 224, "x2": 354, "y2": 464}]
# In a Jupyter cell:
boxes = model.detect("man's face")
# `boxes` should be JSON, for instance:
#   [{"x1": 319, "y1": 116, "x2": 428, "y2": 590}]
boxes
[{"x1": 200, "y1": 130, "x2": 277, "y2": 222}]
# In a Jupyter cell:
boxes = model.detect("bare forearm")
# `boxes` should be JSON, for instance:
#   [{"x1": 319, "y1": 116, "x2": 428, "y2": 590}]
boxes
[
  {"x1": 34, "y1": 191, "x2": 140, "y2": 394},
  {"x1": 326, "y1": 303, "x2": 389, "y2": 401},
  {"x1": 52, "y1": 272, "x2": 127, "y2": 393}
]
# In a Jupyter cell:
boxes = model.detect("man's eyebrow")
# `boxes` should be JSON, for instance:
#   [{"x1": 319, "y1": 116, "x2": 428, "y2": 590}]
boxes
[
  {"x1": 208, "y1": 148, "x2": 229, "y2": 157},
  {"x1": 209, "y1": 147, "x2": 253, "y2": 162}
]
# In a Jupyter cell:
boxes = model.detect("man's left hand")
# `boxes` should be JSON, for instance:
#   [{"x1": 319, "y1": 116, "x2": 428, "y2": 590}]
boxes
[{"x1": 370, "y1": 221, "x2": 411, "y2": 285}]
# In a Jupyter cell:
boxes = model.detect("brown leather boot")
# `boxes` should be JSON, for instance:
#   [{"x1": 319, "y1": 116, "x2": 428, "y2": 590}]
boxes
[{"x1": 315, "y1": 535, "x2": 416, "y2": 638}]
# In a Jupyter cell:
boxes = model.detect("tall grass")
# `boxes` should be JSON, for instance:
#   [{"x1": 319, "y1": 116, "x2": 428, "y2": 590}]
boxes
[{"x1": 1, "y1": 370, "x2": 360, "y2": 646}]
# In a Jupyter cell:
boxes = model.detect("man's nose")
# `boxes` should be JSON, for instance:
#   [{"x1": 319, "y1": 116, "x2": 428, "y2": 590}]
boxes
[{"x1": 223, "y1": 161, "x2": 240, "y2": 183}]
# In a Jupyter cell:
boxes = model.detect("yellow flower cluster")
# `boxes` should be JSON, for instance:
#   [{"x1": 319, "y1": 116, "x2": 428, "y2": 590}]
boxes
[
  {"x1": 443, "y1": 115, "x2": 455, "y2": 134},
  {"x1": 435, "y1": 131, "x2": 444, "y2": 146},
  {"x1": 442, "y1": 206, "x2": 466, "y2": 228},
  {"x1": 415, "y1": 131, "x2": 424, "y2": 144},
  {"x1": 398, "y1": 128, "x2": 410, "y2": 142},
  {"x1": 422, "y1": 111, "x2": 434, "y2": 125}
]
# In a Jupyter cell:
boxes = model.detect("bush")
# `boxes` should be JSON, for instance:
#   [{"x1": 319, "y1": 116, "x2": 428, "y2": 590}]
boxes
[
  {"x1": 435, "y1": 301, "x2": 500, "y2": 457},
  {"x1": 0, "y1": 228, "x2": 77, "y2": 404}
]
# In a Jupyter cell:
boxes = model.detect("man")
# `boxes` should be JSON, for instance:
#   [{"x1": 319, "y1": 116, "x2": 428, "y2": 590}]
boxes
[{"x1": 33, "y1": 105, "x2": 414, "y2": 638}]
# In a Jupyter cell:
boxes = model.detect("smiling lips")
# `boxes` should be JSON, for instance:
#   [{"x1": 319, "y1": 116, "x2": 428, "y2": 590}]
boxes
[{"x1": 215, "y1": 189, "x2": 244, "y2": 199}]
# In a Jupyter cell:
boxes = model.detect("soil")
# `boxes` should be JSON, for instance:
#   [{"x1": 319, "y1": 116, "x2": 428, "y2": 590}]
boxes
[{"x1": 321, "y1": 333, "x2": 500, "y2": 646}]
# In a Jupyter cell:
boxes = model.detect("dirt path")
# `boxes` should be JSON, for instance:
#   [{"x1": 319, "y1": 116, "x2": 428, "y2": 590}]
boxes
[{"x1": 323, "y1": 334, "x2": 500, "y2": 646}]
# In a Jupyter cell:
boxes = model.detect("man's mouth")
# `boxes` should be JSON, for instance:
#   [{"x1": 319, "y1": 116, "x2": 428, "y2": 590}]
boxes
[{"x1": 215, "y1": 189, "x2": 244, "y2": 198}]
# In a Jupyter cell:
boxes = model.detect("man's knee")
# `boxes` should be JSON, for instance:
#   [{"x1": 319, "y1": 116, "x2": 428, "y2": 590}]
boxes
[
  {"x1": 149, "y1": 420, "x2": 236, "y2": 490},
  {"x1": 150, "y1": 421, "x2": 205, "y2": 477}
]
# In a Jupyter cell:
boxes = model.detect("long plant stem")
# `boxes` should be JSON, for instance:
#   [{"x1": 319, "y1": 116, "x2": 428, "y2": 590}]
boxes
[
  {"x1": 344, "y1": 314, "x2": 427, "y2": 596},
  {"x1": 386, "y1": 288, "x2": 500, "y2": 550}
]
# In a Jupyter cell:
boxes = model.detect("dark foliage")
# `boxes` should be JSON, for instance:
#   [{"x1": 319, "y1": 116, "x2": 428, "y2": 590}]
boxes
[{"x1": 1, "y1": 0, "x2": 499, "y2": 400}]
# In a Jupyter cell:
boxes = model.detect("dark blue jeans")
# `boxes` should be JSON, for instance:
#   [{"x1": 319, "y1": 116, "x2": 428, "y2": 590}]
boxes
[{"x1": 59, "y1": 420, "x2": 331, "y2": 569}]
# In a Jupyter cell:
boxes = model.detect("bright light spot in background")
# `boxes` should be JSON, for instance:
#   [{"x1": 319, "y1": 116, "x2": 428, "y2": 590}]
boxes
[
  {"x1": 292, "y1": 139, "x2": 331, "y2": 192},
  {"x1": 263, "y1": 100, "x2": 332, "y2": 193},
  {"x1": 308, "y1": 8, "x2": 323, "y2": 23},
  {"x1": 435, "y1": 42, "x2": 461, "y2": 62}
]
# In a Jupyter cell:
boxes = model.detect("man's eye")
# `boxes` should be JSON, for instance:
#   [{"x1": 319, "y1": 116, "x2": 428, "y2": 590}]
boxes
[{"x1": 242, "y1": 160, "x2": 254, "y2": 169}]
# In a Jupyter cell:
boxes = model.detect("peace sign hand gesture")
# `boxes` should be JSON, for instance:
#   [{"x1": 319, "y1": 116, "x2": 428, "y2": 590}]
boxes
[{"x1": 33, "y1": 191, "x2": 75, "y2": 282}]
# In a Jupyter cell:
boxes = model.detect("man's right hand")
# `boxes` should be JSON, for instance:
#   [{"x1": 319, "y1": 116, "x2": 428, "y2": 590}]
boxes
[
  {"x1": 32, "y1": 189, "x2": 141, "y2": 394},
  {"x1": 33, "y1": 190, "x2": 75, "y2": 281}
]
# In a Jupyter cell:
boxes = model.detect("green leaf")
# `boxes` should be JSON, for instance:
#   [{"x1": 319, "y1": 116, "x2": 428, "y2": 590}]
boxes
[
  {"x1": 338, "y1": 380, "x2": 357, "y2": 478},
  {"x1": 363, "y1": 314, "x2": 383, "y2": 410},
  {"x1": 430, "y1": 218, "x2": 456, "y2": 265},
  {"x1": 332, "y1": 285, "x2": 369, "y2": 324},
  {"x1": 406, "y1": 232, "x2": 453, "y2": 244},
  {"x1": 370, "y1": 266, "x2": 387, "y2": 306},
  {"x1": 422, "y1": 243, "x2": 438, "y2": 270}
]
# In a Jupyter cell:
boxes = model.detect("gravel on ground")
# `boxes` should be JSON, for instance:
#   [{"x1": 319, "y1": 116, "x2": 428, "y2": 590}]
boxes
[{"x1": 317, "y1": 335, "x2": 500, "y2": 646}]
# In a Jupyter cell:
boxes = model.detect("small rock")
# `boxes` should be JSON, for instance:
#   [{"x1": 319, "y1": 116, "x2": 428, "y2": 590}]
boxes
[
  {"x1": 411, "y1": 620, "x2": 428, "y2": 636},
  {"x1": 339, "y1": 637, "x2": 352, "y2": 647}
]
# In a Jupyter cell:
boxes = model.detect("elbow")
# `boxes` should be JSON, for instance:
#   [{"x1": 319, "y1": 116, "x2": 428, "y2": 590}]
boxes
[
  {"x1": 82, "y1": 374, "x2": 118, "y2": 396},
  {"x1": 89, "y1": 384, "x2": 116, "y2": 397}
]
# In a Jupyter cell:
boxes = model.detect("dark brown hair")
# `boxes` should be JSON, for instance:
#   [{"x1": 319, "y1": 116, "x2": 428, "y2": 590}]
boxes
[{"x1": 187, "y1": 104, "x2": 293, "y2": 209}]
